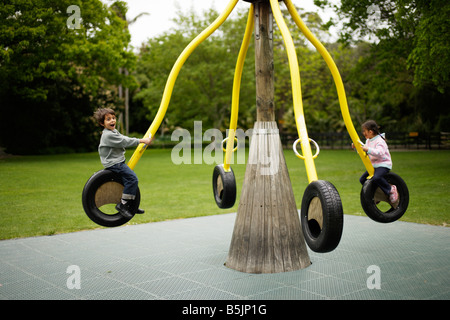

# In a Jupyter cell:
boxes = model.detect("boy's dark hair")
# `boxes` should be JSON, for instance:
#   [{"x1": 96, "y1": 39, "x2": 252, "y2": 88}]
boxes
[{"x1": 93, "y1": 108, "x2": 115, "y2": 126}]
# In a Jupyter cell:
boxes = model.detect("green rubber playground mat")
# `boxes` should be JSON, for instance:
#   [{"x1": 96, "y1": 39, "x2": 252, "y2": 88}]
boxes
[{"x1": 0, "y1": 213, "x2": 449, "y2": 300}]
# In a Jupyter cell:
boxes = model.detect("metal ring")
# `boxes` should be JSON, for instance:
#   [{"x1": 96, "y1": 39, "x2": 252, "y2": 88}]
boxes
[
  {"x1": 222, "y1": 136, "x2": 238, "y2": 153},
  {"x1": 293, "y1": 138, "x2": 320, "y2": 160}
]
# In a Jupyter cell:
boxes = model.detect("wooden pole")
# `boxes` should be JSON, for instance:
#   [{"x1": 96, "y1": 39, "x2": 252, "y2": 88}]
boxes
[
  {"x1": 254, "y1": 2, "x2": 274, "y2": 122},
  {"x1": 226, "y1": 1, "x2": 310, "y2": 273}
]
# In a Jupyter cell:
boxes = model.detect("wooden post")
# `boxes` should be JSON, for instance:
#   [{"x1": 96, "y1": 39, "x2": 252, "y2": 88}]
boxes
[
  {"x1": 254, "y1": 2, "x2": 274, "y2": 122},
  {"x1": 226, "y1": 1, "x2": 311, "y2": 273}
]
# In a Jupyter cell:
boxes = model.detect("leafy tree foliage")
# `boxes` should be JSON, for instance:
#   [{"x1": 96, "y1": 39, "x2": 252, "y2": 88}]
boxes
[
  {"x1": 0, "y1": 0, "x2": 136, "y2": 154},
  {"x1": 314, "y1": 0, "x2": 450, "y2": 131},
  {"x1": 132, "y1": 8, "x2": 256, "y2": 135},
  {"x1": 132, "y1": 7, "x2": 359, "y2": 136},
  {"x1": 2, "y1": 1, "x2": 447, "y2": 156}
]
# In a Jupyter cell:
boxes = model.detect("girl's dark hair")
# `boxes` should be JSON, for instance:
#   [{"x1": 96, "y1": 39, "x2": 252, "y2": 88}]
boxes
[
  {"x1": 362, "y1": 120, "x2": 380, "y2": 135},
  {"x1": 93, "y1": 108, "x2": 115, "y2": 126},
  {"x1": 362, "y1": 120, "x2": 386, "y2": 140}
]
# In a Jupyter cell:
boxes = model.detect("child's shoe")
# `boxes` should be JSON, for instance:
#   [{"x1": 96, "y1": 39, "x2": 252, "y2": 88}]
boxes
[
  {"x1": 389, "y1": 185, "x2": 399, "y2": 203},
  {"x1": 130, "y1": 199, "x2": 144, "y2": 214},
  {"x1": 116, "y1": 202, "x2": 134, "y2": 219}
]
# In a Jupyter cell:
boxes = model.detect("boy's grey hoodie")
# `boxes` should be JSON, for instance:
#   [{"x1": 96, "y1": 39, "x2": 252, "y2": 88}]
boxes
[{"x1": 98, "y1": 128, "x2": 140, "y2": 168}]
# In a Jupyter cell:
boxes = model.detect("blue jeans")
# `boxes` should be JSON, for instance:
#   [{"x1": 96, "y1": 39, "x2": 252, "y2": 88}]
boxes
[
  {"x1": 107, "y1": 162, "x2": 138, "y2": 200},
  {"x1": 360, "y1": 167, "x2": 392, "y2": 196}
]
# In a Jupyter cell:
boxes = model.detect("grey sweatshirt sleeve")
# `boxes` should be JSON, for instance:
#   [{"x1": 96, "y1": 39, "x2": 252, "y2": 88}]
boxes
[
  {"x1": 101, "y1": 129, "x2": 140, "y2": 148},
  {"x1": 98, "y1": 129, "x2": 140, "y2": 168}
]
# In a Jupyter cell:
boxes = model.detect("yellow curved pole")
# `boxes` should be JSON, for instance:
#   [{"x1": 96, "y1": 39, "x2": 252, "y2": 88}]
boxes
[
  {"x1": 127, "y1": 0, "x2": 240, "y2": 170},
  {"x1": 284, "y1": 0, "x2": 374, "y2": 177},
  {"x1": 270, "y1": 0, "x2": 318, "y2": 182},
  {"x1": 223, "y1": 4, "x2": 254, "y2": 172}
]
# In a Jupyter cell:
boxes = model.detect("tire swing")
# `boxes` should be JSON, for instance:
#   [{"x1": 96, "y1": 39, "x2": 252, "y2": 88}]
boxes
[
  {"x1": 293, "y1": 139, "x2": 343, "y2": 253},
  {"x1": 274, "y1": 1, "x2": 344, "y2": 253},
  {"x1": 360, "y1": 172, "x2": 409, "y2": 223},
  {"x1": 300, "y1": 180, "x2": 343, "y2": 253},
  {"x1": 212, "y1": 8, "x2": 252, "y2": 210},
  {"x1": 82, "y1": 170, "x2": 140, "y2": 227},
  {"x1": 281, "y1": 1, "x2": 410, "y2": 227},
  {"x1": 212, "y1": 164, "x2": 236, "y2": 209},
  {"x1": 83, "y1": 2, "x2": 242, "y2": 225}
]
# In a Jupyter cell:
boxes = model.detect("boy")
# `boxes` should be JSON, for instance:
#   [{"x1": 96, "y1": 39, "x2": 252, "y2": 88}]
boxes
[{"x1": 93, "y1": 108, "x2": 152, "y2": 218}]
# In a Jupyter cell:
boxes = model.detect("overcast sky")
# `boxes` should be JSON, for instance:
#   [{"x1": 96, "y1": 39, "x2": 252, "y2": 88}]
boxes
[{"x1": 110, "y1": 0, "x2": 339, "y2": 50}]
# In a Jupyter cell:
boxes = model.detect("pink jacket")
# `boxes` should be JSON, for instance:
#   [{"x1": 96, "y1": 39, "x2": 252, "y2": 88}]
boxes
[{"x1": 365, "y1": 134, "x2": 392, "y2": 169}]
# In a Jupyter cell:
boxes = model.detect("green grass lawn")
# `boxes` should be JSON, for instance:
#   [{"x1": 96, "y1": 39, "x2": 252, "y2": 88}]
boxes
[{"x1": 0, "y1": 148, "x2": 449, "y2": 240}]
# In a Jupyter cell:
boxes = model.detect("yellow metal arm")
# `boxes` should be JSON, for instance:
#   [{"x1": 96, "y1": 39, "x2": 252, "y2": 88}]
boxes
[
  {"x1": 284, "y1": 0, "x2": 374, "y2": 177},
  {"x1": 270, "y1": 0, "x2": 318, "y2": 182},
  {"x1": 127, "y1": 0, "x2": 240, "y2": 170},
  {"x1": 223, "y1": 4, "x2": 254, "y2": 172}
]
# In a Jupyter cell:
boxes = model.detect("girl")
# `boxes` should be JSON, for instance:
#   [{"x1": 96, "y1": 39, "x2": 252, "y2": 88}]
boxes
[{"x1": 356, "y1": 120, "x2": 398, "y2": 203}]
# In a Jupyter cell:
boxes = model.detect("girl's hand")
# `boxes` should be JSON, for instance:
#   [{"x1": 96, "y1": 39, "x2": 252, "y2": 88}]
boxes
[{"x1": 353, "y1": 140, "x2": 368, "y2": 152}]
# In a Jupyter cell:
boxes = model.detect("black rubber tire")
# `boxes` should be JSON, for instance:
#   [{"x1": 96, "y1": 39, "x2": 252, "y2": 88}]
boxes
[
  {"x1": 300, "y1": 180, "x2": 343, "y2": 253},
  {"x1": 82, "y1": 169, "x2": 140, "y2": 227},
  {"x1": 212, "y1": 164, "x2": 236, "y2": 209},
  {"x1": 360, "y1": 172, "x2": 409, "y2": 223}
]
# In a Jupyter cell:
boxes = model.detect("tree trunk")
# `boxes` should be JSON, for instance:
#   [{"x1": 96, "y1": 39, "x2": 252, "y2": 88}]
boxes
[{"x1": 226, "y1": 1, "x2": 310, "y2": 273}]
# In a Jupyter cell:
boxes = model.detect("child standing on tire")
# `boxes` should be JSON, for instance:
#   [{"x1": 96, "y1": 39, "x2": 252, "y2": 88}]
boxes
[
  {"x1": 93, "y1": 108, "x2": 152, "y2": 218},
  {"x1": 353, "y1": 120, "x2": 398, "y2": 203}
]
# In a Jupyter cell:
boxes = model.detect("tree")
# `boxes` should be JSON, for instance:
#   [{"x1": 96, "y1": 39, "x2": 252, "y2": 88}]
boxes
[
  {"x1": 314, "y1": 0, "x2": 450, "y2": 131},
  {"x1": 132, "y1": 6, "x2": 361, "y2": 135},
  {"x1": 315, "y1": 0, "x2": 450, "y2": 93},
  {"x1": 110, "y1": 1, "x2": 149, "y2": 135},
  {"x1": 132, "y1": 8, "x2": 256, "y2": 135},
  {"x1": 272, "y1": 9, "x2": 352, "y2": 134},
  {"x1": 0, "y1": 0, "x2": 136, "y2": 154}
]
